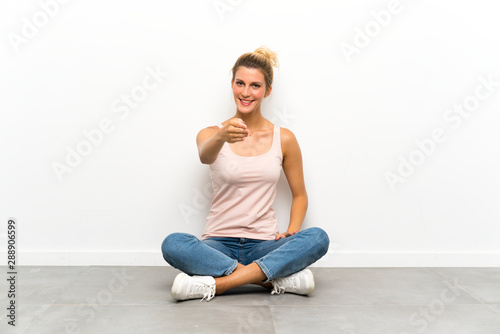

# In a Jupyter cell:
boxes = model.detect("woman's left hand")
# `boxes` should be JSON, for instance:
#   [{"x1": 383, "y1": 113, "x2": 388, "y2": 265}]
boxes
[{"x1": 275, "y1": 231, "x2": 297, "y2": 241}]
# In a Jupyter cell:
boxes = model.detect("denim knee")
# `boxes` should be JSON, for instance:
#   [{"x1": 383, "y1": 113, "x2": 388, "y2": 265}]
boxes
[
  {"x1": 161, "y1": 232, "x2": 192, "y2": 264},
  {"x1": 306, "y1": 227, "x2": 330, "y2": 259}
]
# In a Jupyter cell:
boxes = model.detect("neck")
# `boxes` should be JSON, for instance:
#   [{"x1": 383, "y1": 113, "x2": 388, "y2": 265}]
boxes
[{"x1": 234, "y1": 109, "x2": 265, "y2": 129}]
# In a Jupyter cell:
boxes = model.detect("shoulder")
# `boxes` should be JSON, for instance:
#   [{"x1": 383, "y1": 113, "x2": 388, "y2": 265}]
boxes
[
  {"x1": 196, "y1": 125, "x2": 220, "y2": 143},
  {"x1": 279, "y1": 127, "x2": 298, "y2": 145},
  {"x1": 279, "y1": 127, "x2": 301, "y2": 156},
  {"x1": 197, "y1": 124, "x2": 221, "y2": 137},
  {"x1": 198, "y1": 125, "x2": 220, "y2": 135}
]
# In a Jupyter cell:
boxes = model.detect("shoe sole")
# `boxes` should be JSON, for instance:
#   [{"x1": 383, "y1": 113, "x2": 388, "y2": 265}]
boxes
[{"x1": 171, "y1": 272, "x2": 189, "y2": 300}]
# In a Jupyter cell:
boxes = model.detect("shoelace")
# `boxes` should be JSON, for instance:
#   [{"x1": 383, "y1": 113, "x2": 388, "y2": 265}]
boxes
[
  {"x1": 271, "y1": 282, "x2": 285, "y2": 295},
  {"x1": 271, "y1": 275, "x2": 298, "y2": 295},
  {"x1": 198, "y1": 283, "x2": 216, "y2": 302}
]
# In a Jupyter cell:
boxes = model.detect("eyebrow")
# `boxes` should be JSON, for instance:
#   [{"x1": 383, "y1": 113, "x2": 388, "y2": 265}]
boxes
[{"x1": 235, "y1": 79, "x2": 264, "y2": 85}]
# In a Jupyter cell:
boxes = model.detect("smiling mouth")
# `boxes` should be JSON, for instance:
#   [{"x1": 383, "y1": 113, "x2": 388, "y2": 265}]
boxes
[{"x1": 239, "y1": 98, "x2": 254, "y2": 106}]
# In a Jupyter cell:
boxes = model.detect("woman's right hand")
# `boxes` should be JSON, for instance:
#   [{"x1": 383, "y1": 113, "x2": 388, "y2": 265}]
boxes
[{"x1": 218, "y1": 118, "x2": 249, "y2": 143}]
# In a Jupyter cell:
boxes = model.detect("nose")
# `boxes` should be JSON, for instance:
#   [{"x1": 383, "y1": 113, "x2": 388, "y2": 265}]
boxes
[{"x1": 242, "y1": 85, "x2": 250, "y2": 97}]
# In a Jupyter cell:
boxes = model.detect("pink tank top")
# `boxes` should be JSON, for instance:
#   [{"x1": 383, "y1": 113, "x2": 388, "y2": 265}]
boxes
[{"x1": 201, "y1": 124, "x2": 283, "y2": 240}]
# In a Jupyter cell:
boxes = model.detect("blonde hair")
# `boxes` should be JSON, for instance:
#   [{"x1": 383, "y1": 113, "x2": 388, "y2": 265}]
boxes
[{"x1": 231, "y1": 46, "x2": 279, "y2": 92}]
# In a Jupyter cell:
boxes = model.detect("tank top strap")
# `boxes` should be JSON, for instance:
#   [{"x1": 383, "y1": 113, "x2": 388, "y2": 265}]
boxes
[
  {"x1": 216, "y1": 123, "x2": 223, "y2": 129},
  {"x1": 273, "y1": 125, "x2": 280, "y2": 142},
  {"x1": 273, "y1": 125, "x2": 281, "y2": 156}
]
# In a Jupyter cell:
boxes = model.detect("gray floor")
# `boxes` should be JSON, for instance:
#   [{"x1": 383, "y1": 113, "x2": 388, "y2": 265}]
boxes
[{"x1": 1, "y1": 266, "x2": 499, "y2": 334}]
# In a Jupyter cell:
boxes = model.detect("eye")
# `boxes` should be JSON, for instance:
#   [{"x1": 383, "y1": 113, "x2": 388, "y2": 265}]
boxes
[
  {"x1": 252, "y1": 84, "x2": 261, "y2": 88},
  {"x1": 236, "y1": 81, "x2": 244, "y2": 86}
]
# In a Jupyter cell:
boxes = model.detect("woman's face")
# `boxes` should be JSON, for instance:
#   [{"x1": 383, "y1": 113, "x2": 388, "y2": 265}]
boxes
[{"x1": 231, "y1": 66, "x2": 271, "y2": 114}]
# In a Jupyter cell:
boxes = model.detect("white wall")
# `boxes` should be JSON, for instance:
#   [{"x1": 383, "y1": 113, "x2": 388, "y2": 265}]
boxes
[{"x1": 1, "y1": 0, "x2": 499, "y2": 266}]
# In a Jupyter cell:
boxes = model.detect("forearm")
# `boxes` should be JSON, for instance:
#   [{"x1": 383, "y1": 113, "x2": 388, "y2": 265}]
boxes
[
  {"x1": 286, "y1": 194, "x2": 308, "y2": 233},
  {"x1": 199, "y1": 130, "x2": 225, "y2": 164}
]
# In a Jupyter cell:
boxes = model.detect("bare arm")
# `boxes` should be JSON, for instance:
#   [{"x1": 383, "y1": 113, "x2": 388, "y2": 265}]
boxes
[
  {"x1": 196, "y1": 118, "x2": 249, "y2": 164},
  {"x1": 275, "y1": 128, "x2": 308, "y2": 240}
]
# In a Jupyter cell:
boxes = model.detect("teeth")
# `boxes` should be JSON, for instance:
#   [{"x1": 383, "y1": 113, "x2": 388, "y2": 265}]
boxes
[{"x1": 240, "y1": 99, "x2": 253, "y2": 103}]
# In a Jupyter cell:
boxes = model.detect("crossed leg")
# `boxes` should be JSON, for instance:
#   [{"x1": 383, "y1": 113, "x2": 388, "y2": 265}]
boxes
[
  {"x1": 214, "y1": 263, "x2": 271, "y2": 294},
  {"x1": 162, "y1": 228, "x2": 330, "y2": 297}
]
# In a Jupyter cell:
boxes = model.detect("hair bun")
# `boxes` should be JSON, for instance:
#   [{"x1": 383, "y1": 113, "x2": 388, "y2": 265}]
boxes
[{"x1": 254, "y1": 46, "x2": 279, "y2": 68}]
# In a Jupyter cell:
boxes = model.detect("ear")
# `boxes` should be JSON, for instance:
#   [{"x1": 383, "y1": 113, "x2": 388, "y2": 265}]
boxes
[{"x1": 264, "y1": 86, "x2": 272, "y2": 98}]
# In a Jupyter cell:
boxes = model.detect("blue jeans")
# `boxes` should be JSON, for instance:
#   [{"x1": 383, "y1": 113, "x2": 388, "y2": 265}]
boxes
[{"x1": 161, "y1": 227, "x2": 330, "y2": 282}]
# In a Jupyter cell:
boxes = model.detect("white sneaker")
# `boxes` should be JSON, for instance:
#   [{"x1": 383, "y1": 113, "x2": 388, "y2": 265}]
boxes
[
  {"x1": 171, "y1": 273, "x2": 216, "y2": 302},
  {"x1": 270, "y1": 268, "x2": 315, "y2": 295}
]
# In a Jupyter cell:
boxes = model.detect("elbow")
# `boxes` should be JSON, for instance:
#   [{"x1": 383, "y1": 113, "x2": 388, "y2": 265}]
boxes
[
  {"x1": 199, "y1": 155, "x2": 215, "y2": 165},
  {"x1": 295, "y1": 193, "x2": 308, "y2": 206}
]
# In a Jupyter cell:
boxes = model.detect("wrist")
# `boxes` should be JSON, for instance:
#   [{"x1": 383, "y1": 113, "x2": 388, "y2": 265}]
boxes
[{"x1": 215, "y1": 128, "x2": 225, "y2": 143}]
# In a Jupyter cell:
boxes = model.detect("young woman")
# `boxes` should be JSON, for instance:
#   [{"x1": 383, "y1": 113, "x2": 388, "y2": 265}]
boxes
[{"x1": 161, "y1": 46, "x2": 329, "y2": 301}]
